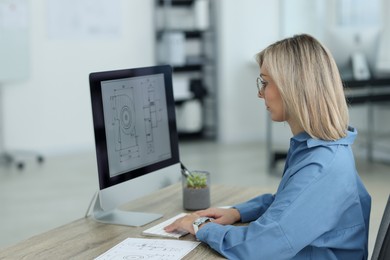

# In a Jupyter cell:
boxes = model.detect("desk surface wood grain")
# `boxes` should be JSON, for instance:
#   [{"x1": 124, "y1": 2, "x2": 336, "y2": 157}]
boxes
[{"x1": 0, "y1": 184, "x2": 273, "y2": 259}]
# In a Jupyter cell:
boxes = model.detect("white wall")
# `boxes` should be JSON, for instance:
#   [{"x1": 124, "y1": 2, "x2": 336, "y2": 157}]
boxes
[
  {"x1": 2, "y1": 0, "x2": 284, "y2": 156},
  {"x1": 3, "y1": 1, "x2": 385, "y2": 155},
  {"x1": 2, "y1": 0, "x2": 155, "y2": 155},
  {"x1": 216, "y1": 0, "x2": 282, "y2": 144},
  {"x1": 280, "y1": 0, "x2": 326, "y2": 39}
]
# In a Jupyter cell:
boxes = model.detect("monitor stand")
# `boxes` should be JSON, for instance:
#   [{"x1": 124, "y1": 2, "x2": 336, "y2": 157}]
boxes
[{"x1": 92, "y1": 192, "x2": 163, "y2": 227}]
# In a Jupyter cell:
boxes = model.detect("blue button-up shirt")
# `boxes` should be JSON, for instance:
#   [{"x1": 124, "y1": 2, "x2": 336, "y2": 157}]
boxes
[{"x1": 196, "y1": 127, "x2": 371, "y2": 259}]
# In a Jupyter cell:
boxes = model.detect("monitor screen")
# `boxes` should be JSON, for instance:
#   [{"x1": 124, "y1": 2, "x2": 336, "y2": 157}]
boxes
[
  {"x1": 89, "y1": 65, "x2": 180, "y2": 226},
  {"x1": 101, "y1": 73, "x2": 172, "y2": 179}
]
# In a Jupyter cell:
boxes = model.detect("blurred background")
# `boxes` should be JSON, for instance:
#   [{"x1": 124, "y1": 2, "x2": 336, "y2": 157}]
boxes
[{"x1": 1, "y1": 0, "x2": 390, "y2": 257}]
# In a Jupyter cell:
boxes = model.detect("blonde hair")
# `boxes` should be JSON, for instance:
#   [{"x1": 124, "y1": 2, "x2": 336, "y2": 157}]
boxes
[{"x1": 256, "y1": 34, "x2": 349, "y2": 140}]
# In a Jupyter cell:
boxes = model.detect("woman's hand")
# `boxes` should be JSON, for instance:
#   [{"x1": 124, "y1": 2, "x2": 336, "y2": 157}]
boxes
[
  {"x1": 196, "y1": 207, "x2": 241, "y2": 225},
  {"x1": 164, "y1": 213, "x2": 200, "y2": 235},
  {"x1": 164, "y1": 208, "x2": 241, "y2": 235}
]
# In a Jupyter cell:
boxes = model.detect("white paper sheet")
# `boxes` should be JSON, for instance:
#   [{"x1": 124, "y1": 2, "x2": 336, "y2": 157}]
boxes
[{"x1": 95, "y1": 238, "x2": 200, "y2": 260}]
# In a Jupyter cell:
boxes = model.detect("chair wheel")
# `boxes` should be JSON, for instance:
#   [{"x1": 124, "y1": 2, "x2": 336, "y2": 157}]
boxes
[
  {"x1": 16, "y1": 162, "x2": 24, "y2": 170},
  {"x1": 37, "y1": 156, "x2": 44, "y2": 163}
]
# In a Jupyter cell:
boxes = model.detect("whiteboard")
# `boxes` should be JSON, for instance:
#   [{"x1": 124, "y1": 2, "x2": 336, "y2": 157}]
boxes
[{"x1": 0, "y1": 0, "x2": 29, "y2": 82}]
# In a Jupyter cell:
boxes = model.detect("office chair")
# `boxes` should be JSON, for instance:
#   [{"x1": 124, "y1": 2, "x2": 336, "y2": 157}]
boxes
[
  {"x1": 372, "y1": 195, "x2": 390, "y2": 260},
  {"x1": 0, "y1": 151, "x2": 44, "y2": 170},
  {"x1": 0, "y1": 110, "x2": 44, "y2": 170}
]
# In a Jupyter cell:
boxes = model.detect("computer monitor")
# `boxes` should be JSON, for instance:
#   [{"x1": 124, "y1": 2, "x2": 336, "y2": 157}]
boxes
[
  {"x1": 89, "y1": 65, "x2": 180, "y2": 226},
  {"x1": 375, "y1": 0, "x2": 390, "y2": 76},
  {"x1": 323, "y1": 0, "x2": 381, "y2": 79},
  {"x1": 324, "y1": 27, "x2": 380, "y2": 77}
]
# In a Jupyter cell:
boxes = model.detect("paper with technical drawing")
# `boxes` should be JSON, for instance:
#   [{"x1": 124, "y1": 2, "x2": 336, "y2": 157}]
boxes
[{"x1": 95, "y1": 238, "x2": 200, "y2": 260}]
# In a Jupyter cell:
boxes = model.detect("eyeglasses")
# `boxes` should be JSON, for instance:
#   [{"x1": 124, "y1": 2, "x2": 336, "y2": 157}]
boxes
[{"x1": 256, "y1": 75, "x2": 268, "y2": 93}]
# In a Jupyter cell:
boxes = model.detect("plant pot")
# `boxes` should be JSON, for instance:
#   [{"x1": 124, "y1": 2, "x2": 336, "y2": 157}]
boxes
[{"x1": 182, "y1": 171, "x2": 210, "y2": 211}]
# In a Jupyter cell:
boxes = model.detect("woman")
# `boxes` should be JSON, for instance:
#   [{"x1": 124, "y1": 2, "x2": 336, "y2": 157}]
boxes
[{"x1": 165, "y1": 34, "x2": 371, "y2": 259}]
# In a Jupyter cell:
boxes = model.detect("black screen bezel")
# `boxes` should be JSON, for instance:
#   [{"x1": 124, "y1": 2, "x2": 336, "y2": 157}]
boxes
[{"x1": 89, "y1": 65, "x2": 179, "y2": 190}]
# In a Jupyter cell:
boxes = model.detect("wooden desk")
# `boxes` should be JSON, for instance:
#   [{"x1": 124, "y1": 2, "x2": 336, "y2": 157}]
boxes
[{"x1": 0, "y1": 184, "x2": 269, "y2": 259}]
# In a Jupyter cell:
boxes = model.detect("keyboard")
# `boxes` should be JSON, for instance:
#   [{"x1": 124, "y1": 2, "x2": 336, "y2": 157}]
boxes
[{"x1": 142, "y1": 213, "x2": 189, "y2": 239}]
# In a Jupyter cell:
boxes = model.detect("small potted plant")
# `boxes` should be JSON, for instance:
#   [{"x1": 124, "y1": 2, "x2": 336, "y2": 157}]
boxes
[{"x1": 182, "y1": 171, "x2": 210, "y2": 210}]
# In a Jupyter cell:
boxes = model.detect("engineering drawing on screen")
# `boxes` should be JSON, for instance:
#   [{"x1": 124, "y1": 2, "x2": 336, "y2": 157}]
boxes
[
  {"x1": 110, "y1": 89, "x2": 139, "y2": 162},
  {"x1": 101, "y1": 74, "x2": 171, "y2": 178},
  {"x1": 110, "y1": 84, "x2": 162, "y2": 162}
]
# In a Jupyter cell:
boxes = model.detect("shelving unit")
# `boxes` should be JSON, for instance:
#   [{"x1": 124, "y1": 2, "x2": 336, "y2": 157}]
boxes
[{"x1": 154, "y1": 0, "x2": 218, "y2": 139}]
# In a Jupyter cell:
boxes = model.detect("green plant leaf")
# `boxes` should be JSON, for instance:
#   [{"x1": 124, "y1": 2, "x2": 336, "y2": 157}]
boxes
[{"x1": 186, "y1": 172, "x2": 207, "y2": 189}]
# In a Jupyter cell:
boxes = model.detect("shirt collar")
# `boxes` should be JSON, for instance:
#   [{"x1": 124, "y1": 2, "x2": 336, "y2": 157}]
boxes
[{"x1": 291, "y1": 126, "x2": 357, "y2": 148}]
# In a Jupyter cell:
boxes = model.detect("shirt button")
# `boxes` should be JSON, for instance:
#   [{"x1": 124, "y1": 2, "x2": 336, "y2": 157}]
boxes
[{"x1": 291, "y1": 140, "x2": 295, "y2": 146}]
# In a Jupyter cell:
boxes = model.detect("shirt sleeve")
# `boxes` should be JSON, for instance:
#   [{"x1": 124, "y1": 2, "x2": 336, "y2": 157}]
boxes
[
  {"x1": 233, "y1": 193, "x2": 275, "y2": 222},
  {"x1": 195, "y1": 216, "x2": 294, "y2": 260},
  {"x1": 195, "y1": 193, "x2": 295, "y2": 260}
]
